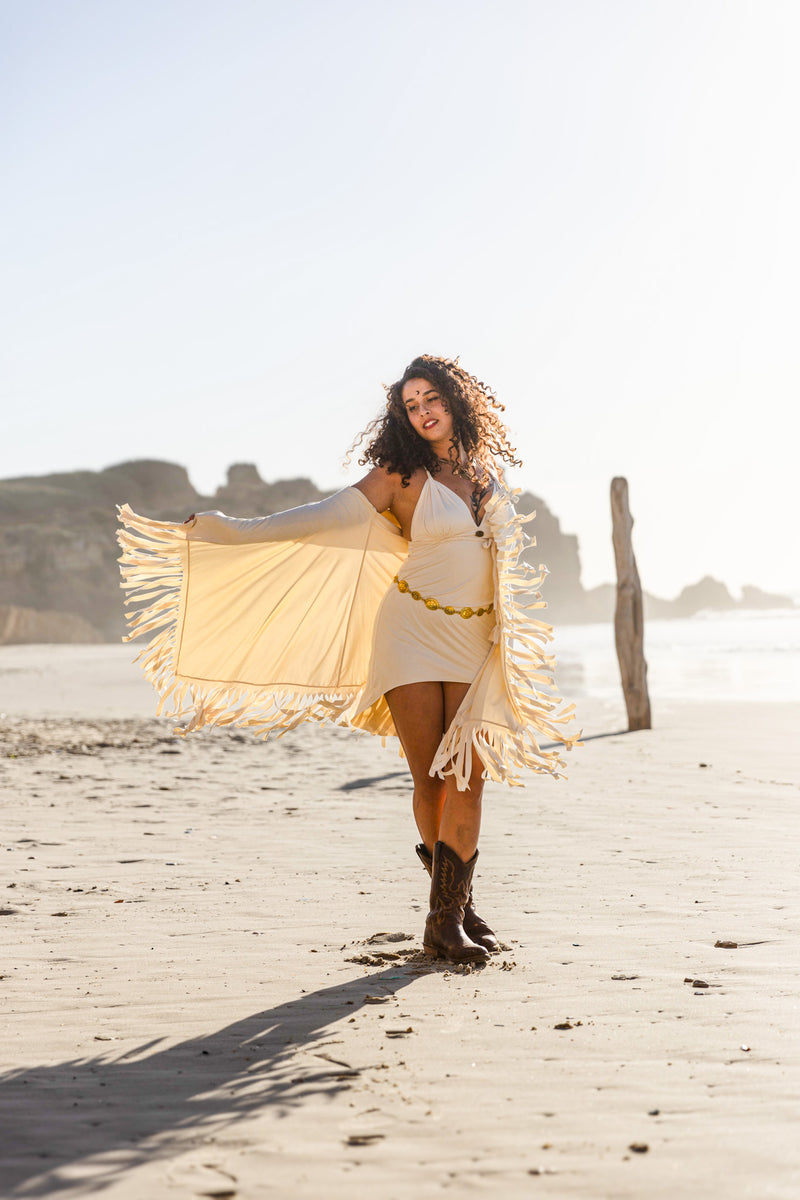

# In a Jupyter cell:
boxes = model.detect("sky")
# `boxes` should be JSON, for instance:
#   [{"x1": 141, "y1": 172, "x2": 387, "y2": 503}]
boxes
[{"x1": 2, "y1": 0, "x2": 798, "y2": 600}]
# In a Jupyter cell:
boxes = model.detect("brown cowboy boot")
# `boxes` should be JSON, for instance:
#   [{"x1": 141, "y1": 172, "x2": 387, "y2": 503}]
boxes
[
  {"x1": 416, "y1": 842, "x2": 500, "y2": 953},
  {"x1": 423, "y1": 841, "x2": 490, "y2": 964}
]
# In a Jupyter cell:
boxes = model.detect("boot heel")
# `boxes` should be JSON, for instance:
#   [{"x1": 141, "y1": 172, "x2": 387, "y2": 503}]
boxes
[
  {"x1": 416, "y1": 841, "x2": 498, "y2": 954},
  {"x1": 422, "y1": 842, "x2": 490, "y2": 965}
]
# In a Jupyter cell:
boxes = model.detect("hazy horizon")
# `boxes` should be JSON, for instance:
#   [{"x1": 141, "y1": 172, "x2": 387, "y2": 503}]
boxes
[
  {"x1": 3, "y1": 0, "x2": 798, "y2": 599},
  {"x1": 3, "y1": 452, "x2": 796, "y2": 606}
]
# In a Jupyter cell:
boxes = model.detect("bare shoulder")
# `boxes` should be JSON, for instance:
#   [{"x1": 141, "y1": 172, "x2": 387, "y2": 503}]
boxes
[
  {"x1": 353, "y1": 466, "x2": 427, "y2": 537},
  {"x1": 394, "y1": 466, "x2": 428, "y2": 496},
  {"x1": 386, "y1": 468, "x2": 427, "y2": 539},
  {"x1": 352, "y1": 465, "x2": 401, "y2": 512}
]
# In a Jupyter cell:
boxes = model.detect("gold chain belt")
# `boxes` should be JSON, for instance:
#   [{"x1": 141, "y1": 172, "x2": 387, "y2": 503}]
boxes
[{"x1": 393, "y1": 576, "x2": 494, "y2": 619}]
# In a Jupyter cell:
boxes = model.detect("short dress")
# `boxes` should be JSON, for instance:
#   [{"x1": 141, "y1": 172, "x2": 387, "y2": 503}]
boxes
[
  {"x1": 359, "y1": 471, "x2": 496, "y2": 707},
  {"x1": 117, "y1": 472, "x2": 580, "y2": 786}
]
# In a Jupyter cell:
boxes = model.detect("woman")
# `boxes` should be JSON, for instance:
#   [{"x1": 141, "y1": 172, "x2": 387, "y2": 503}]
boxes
[{"x1": 117, "y1": 355, "x2": 579, "y2": 966}]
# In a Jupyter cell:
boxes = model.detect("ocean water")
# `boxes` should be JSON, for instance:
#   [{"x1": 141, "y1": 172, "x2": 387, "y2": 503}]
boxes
[{"x1": 551, "y1": 609, "x2": 800, "y2": 704}]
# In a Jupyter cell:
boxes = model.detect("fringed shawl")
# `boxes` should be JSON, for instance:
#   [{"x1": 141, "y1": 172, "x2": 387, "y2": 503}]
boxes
[
  {"x1": 429, "y1": 487, "x2": 581, "y2": 786},
  {"x1": 117, "y1": 483, "x2": 580, "y2": 787}
]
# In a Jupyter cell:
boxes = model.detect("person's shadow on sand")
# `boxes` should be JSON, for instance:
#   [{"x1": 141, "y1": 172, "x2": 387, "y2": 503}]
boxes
[{"x1": 0, "y1": 963, "x2": 423, "y2": 1195}]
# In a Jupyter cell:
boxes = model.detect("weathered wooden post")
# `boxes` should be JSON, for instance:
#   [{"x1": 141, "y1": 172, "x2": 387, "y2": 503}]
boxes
[{"x1": 610, "y1": 476, "x2": 651, "y2": 730}]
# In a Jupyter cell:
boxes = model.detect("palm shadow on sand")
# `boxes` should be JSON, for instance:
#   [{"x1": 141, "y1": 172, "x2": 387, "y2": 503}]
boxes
[{"x1": 0, "y1": 962, "x2": 421, "y2": 1196}]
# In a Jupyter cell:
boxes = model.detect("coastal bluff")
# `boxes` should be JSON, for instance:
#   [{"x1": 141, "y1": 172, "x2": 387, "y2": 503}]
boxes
[{"x1": 0, "y1": 460, "x2": 793, "y2": 644}]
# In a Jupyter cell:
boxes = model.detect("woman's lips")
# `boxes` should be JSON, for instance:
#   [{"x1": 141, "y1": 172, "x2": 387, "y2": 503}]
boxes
[{"x1": 422, "y1": 419, "x2": 438, "y2": 429}]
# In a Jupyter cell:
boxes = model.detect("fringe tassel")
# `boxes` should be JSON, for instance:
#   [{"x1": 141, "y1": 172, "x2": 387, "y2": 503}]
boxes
[
  {"x1": 430, "y1": 490, "x2": 582, "y2": 788},
  {"x1": 118, "y1": 493, "x2": 581, "y2": 782},
  {"x1": 116, "y1": 505, "x2": 366, "y2": 740}
]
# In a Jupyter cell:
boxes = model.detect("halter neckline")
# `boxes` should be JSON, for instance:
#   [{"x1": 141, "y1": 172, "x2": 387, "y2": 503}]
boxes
[{"x1": 418, "y1": 471, "x2": 491, "y2": 532}]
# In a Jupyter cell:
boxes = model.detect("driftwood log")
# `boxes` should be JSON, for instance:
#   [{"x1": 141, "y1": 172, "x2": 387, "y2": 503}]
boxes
[{"x1": 610, "y1": 477, "x2": 651, "y2": 730}]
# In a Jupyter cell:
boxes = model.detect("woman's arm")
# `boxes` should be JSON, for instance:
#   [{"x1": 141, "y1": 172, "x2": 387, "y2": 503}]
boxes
[
  {"x1": 352, "y1": 466, "x2": 397, "y2": 514},
  {"x1": 183, "y1": 486, "x2": 386, "y2": 545},
  {"x1": 354, "y1": 466, "x2": 428, "y2": 540},
  {"x1": 183, "y1": 469, "x2": 397, "y2": 530}
]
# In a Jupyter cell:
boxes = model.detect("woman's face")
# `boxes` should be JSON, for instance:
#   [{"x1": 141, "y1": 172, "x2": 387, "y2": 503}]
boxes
[{"x1": 401, "y1": 377, "x2": 454, "y2": 446}]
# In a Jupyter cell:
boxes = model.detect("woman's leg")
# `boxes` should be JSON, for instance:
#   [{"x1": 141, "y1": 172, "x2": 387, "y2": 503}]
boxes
[
  {"x1": 437, "y1": 681, "x2": 485, "y2": 860},
  {"x1": 386, "y1": 680, "x2": 484, "y2": 858},
  {"x1": 385, "y1": 681, "x2": 447, "y2": 850},
  {"x1": 386, "y1": 680, "x2": 490, "y2": 963}
]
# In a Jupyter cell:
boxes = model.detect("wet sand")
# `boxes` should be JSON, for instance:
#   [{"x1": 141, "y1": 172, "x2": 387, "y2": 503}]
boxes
[{"x1": 1, "y1": 646, "x2": 798, "y2": 1197}]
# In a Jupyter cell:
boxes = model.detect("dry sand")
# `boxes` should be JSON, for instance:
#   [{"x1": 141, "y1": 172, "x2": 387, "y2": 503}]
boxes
[{"x1": 1, "y1": 646, "x2": 798, "y2": 1198}]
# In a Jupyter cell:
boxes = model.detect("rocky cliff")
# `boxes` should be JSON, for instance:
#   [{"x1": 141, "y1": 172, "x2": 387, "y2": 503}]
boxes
[
  {"x1": 514, "y1": 491, "x2": 585, "y2": 624},
  {"x1": 0, "y1": 460, "x2": 794, "y2": 644},
  {"x1": 0, "y1": 460, "x2": 329, "y2": 643}
]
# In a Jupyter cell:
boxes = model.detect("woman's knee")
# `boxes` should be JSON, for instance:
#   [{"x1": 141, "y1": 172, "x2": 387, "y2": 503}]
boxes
[
  {"x1": 468, "y1": 768, "x2": 486, "y2": 799},
  {"x1": 448, "y1": 767, "x2": 485, "y2": 804},
  {"x1": 412, "y1": 777, "x2": 446, "y2": 808}
]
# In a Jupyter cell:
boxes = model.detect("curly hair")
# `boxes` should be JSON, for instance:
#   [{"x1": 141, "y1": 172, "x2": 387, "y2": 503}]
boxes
[{"x1": 347, "y1": 354, "x2": 522, "y2": 488}]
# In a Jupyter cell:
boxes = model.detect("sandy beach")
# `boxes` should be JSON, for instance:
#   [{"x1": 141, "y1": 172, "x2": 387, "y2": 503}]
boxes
[{"x1": 1, "y1": 646, "x2": 798, "y2": 1198}]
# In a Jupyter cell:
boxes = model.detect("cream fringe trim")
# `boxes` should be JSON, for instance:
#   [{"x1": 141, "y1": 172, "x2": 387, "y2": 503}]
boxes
[
  {"x1": 118, "y1": 496, "x2": 581, "y2": 784},
  {"x1": 429, "y1": 491, "x2": 582, "y2": 788},
  {"x1": 116, "y1": 505, "x2": 368, "y2": 740}
]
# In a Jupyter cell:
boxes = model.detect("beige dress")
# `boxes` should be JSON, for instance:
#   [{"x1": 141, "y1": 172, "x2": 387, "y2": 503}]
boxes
[
  {"x1": 117, "y1": 478, "x2": 580, "y2": 788},
  {"x1": 359, "y1": 471, "x2": 496, "y2": 706}
]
